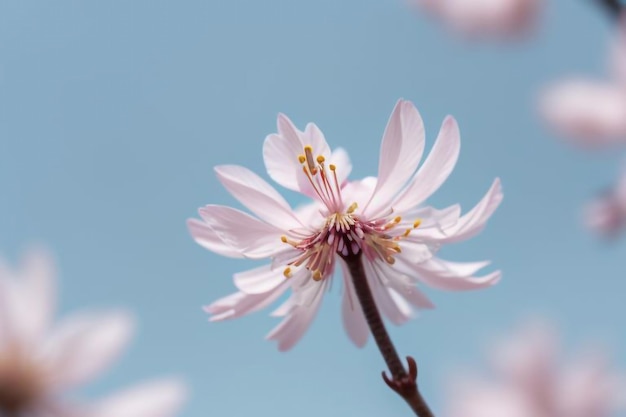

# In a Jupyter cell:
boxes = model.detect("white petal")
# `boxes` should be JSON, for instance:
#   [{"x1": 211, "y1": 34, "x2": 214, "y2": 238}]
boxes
[
  {"x1": 198, "y1": 205, "x2": 284, "y2": 259},
  {"x1": 391, "y1": 116, "x2": 461, "y2": 214},
  {"x1": 204, "y1": 280, "x2": 290, "y2": 321},
  {"x1": 233, "y1": 264, "x2": 286, "y2": 295},
  {"x1": 611, "y1": 18, "x2": 626, "y2": 86},
  {"x1": 186, "y1": 219, "x2": 244, "y2": 258},
  {"x1": 215, "y1": 165, "x2": 303, "y2": 229},
  {"x1": 263, "y1": 114, "x2": 332, "y2": 195},
  {"x1": 42, "y1": 311, "x2": 134, "y2": 388},
  {"x1": 15, "y1": 248, "x2": 57, "y2": 345},
  {"x1": 412, "y1": 258, "x2": 501, "y2": 291},
  {"x1": 412, "y1": 178, "x2": 502, "y2": 243},
  {"x1": 540, "y1": 79, "x2": 626, "y2": 144},
  {"x1": 365, "y1": 261, "x2": 413, "y2": 325},
  {"x1": 340, "y1": 260, "x2": 369, "y2": 347},
  {"x1": 90, "y1": 379, "x2": 187, "y2": 417},
  {"x1": 363, "y1": 100, "x2": 425, "y2": 218},
  {"x1": 375, "y1": 262, "x2": 435, "y2": 310},
  {"x1": 266, "y1": 279, "x2": 328, "y2": 351}
]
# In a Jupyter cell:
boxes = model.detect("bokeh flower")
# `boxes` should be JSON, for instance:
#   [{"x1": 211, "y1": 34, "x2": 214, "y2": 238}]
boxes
[
  {"x1": 540, "y1": 17, "x2": 626, "y2": 145},
  {"x1": 0, "y1": 248, "x2": 186, "y2": 417},
  {"x1": 189, "y1": 99, "x2": 502, "y2": 351},
  {"x1": 585, "y1": 165, "x2": 626, "y2": 236},
  {"x1": 445, "y1": 321, "x2": 626, "y2": 417},
  {"x1": 412, "y1": 0, "x2": 541, "y2": 39}
]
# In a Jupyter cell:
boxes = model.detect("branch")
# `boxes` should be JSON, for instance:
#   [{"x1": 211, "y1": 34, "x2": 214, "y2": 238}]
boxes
[{"x1": 342, "y1": 253, "x2": 434, "y2": 417}]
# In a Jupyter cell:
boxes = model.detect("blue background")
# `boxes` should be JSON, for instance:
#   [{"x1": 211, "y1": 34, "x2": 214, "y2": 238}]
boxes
[{"x1": 1, "y1": 1, "x2": 625, "y2": 415}]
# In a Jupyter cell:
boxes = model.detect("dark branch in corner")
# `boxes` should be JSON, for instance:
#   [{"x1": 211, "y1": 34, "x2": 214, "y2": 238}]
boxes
[{"x1": 594, "y1": 0, "x2": 625, "y2": 18}]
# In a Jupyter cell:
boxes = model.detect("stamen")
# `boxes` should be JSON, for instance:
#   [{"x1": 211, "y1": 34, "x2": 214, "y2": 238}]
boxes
[
  {"x1": 413, "y1": 219, "x2": 422, "y2": 228},
  {"x1": 281, "y1": 235, "x2": 299, "y2": 247},
  {"x1": 347, "y1": 202, "x2": 358, "y2": 214},
  {"x1": 312, "y1": 270, "x2": 323, "y2": 281},
  {"x1": 304, "y1": 146, "x2": 317, "y2": 175},
  {"x1": 385, "y1": 255, "x2": 396, "y2": 264},
  {"x1": 316, "y1": 155, "x2": 325, "y2": 164},
  {"x1": 283, "y1": 267, "x2": 293, "y2": 278},
  {"x1": 384, "y1": 216, "x2": 402, "y2": 230},
  {"x1": 298, "y1": 155, "x2": 306, "y2": 164},
  {"x1": 329, "y1": 164, "x2": 336, "y2": 171}
]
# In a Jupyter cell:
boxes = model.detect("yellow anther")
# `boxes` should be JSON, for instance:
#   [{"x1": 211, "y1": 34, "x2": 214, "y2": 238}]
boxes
[
  {"x1": 281, "y1": 235, "x2": 288, "y2": 243},
  {"x1": 385, "y1": 255, "x2": 396, "y2": 264},
  {"x1": 312, "y1": 270, "x2": 323, "y2": 281},
  {"x1": 413, "y1": 219, "x2": 422, "y2": 228},
  {"x1": 283, "y1": 267, "x2": 293, "y2": 278},
  {"x1": 316, "y1": 155, "x2": 325, "y2": 164},
  {"x1": 298, "y1": 155, "x2": 306, "y2": 164},
  {"x1": 403, "y1": 228, "x2": 412, "y2": 237},
  {"x1": 393, "y1": 245, "x2": 401, "y2": 253},
  {"x1": 393, "y1": 216, "x2": 402, "y2": 223},
  {"x1": 329, "y1": 164, "x2": 336, "y2": 171},
  {"x1": 347, "y1": 202, "x2": 358, "y2": 214}
]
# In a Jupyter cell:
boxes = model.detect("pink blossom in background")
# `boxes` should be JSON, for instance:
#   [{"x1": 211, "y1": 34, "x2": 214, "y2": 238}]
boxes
[
  {"x1": 540, "y1": 18, "x2": 626, "y2": 146},
  {"x1": 445, "y1": 321, "x2": 626, "y2": 417},
  {"x1": 0, "y1": 249, "x2": 186, "y2": 417},
  {"x1": 188, "y1": 99, "x2": 502, "y2": 351},
  {"x1": 585, "y1": 165, "x2": 626, "y2": 236},
  {"x1": 412, "y1": 0, "x2": 541, "y2": 39}
]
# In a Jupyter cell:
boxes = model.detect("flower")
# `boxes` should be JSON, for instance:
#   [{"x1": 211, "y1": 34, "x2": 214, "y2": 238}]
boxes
[
  {"x1": 188, "y1": 99, "x2": 502, "y2": 351},
  {"x1": 584, "y1": 164, "x2": 626, "y2": 236},
  {"x1": 445, "y1": 321, "x2": 626, "y2": 417},
  {"x1": 411, "y1": 0, "x2": 541, "y2": 39},
  {"x1": 0, "y1": 248, "x2": 186, "y2": 417},
  {"x1": 540, "y1": 18, "x2": 626, "y2": 146}
]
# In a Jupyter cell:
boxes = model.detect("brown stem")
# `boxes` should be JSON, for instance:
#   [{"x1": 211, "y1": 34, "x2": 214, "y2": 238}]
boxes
[{"x1": 342, "y1": 253, "x2": 434, "y2": 417}]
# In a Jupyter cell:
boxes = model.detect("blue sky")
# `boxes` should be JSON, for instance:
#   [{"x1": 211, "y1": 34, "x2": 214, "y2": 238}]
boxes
[{"x1": 1, "y1": 1, "x2": 625, "y2": 416}]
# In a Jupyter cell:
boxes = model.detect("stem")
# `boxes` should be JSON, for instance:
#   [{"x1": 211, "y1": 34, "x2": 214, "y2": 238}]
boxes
[
  {"x1": 593, "y1": 0, "x2": 624, "y2": 18},
  {"x1": 342, "y1": 253, "x2": 434, "y2": 417}
]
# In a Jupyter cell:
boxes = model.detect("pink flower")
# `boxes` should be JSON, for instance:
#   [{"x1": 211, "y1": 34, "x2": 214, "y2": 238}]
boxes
[
  {"x1": 0, "y1": 248, "x2": 186, "y2": 417},
  {"x1": 585, "y1": 165, "x2": 626, "y2": 236},
  {"x1": 412, "y1": 0, "x2": 541, "y2": 39},
  {"x1": 540, "y1": 18, "x2": 626, "y2": 146},
  {"x1": 188, "y1": 99, "x2": 502, "y2": 351},
  {"x1": 445, "y1": 321, "x2": 626, "y2": 417}
]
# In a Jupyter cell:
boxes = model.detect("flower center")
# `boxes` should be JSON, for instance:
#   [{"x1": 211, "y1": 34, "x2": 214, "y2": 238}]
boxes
[
  {"x1": 280, "y1": 146, "x2": 421, "y2": 281},
  {"x1": 0, "y1": 350, "x2": 42, "y2": 415}
]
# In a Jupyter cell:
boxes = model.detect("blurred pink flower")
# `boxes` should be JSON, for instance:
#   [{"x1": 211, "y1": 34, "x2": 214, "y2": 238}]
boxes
[
  {"x1": 446, "y1": 322, "x2": 626, "y2": 417},
  {"x1": 540, "y1": 18, "x2": 626, "y2": 145},
  {"x1": 0, "y1": 249, "x2": 186, "y2": 417},
  {"x1": 188, "y1": 99, "x2": 502, "y2": 351},
  {"x1": 585, "y1": 165, "x2": 626, "y2": 236},
  {"x1": 413, "y1": 0, "x2": 541, "y2": 38}
]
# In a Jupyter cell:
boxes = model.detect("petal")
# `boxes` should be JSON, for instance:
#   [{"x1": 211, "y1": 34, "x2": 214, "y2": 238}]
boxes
[
  {"x1": 90, "y1": 379, "x2": 187, "y2": 417},
  {"x1": 374, "y1": 261, "x2": 435, "y2": 310},
  {"x1": 411, "y1": 178, "x2": 502, "y2": 243},
  {"x1": 214, "y1": 165, "x2": 303, "y2": 229},
  {"x1": 364, "y1": 100, "x2": 426, "y2": 218},
  {"x1": 391, "y1": 116, "x2": 461, "y2": 214},
  {"x1": 233, "y1": 264, "x2": 286, "y2": 295},
  {"x1": 266, "y1": 279, "x2": 328, "y2": 351},
  {"x1": 0, "y1": 249, "x2": 56, "y2": 348},
  {"x1": 611, "y1": 17, "x2": 626, "y2": 86},
  {"x1": 540, "y1": 79, "x2": 626, "y2": 144},
  {"x1": 340, "y1": 260, "x2": 369, "y2": 347},
  {"x1": 365, "y1": 261, "x2": 413, "y2": 325},
  {"x1": 14, "y1": 248, "x2": 57, "y2": 345},
  {"x1": 186, "y1": 219, "x2": 244, "y2": 258},
  {"x1": 204, "y1": 280, "x2": 290, "y2": 321},
  {"x1": 411, "y1": 258, "x2": 501, "y2": 291},
  {"x1": 198, "y1": 205, "x2": 284, "y2": 259},
  {"x1": 42, "y1": 311, "x2": 134, "y2": 389},
  {"x1": 263, "y1": 114, "x2": 332, "y2": 194}
]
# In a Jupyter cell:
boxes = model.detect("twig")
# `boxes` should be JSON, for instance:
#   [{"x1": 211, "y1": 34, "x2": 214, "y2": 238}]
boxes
[{"x1": 342, "y1": 253, "x2": 434, "y2": 417}]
